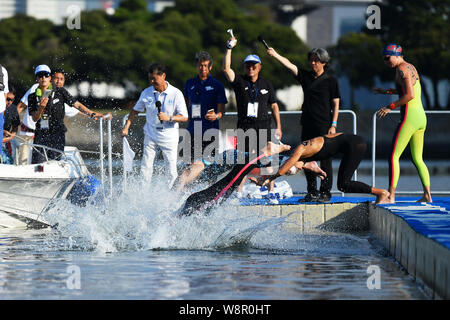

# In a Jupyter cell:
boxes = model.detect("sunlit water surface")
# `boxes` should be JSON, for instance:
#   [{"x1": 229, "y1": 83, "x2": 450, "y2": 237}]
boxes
[{"x1": 0, "y1": 176, "x2": 428, "y2": 299}]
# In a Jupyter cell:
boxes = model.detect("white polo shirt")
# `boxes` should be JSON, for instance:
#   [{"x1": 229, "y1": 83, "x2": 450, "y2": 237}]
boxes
[
  {"x1": 0, "y1": 65, "x2": 9, "y2": 113},
  {"x1": 133, "y1": 81, "x2": 188, "y2": 142}
]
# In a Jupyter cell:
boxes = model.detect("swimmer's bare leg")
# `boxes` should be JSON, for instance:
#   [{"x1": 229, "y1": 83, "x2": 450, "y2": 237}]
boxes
[
  {"x1": 174, "y1": 161, "x2": 205, "y2": 192},
  {"x1": 417, "y1": 185, "x2": 432, "y2": 203}
]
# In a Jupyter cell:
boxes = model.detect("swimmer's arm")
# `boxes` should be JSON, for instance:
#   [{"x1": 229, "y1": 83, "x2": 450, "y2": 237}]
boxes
[
  {"x1": 389, "y1": 66, "x2": 415, "y2": 109},
  {"x1": 372, "y1": 88, "x2": 399, "y2": 95}
]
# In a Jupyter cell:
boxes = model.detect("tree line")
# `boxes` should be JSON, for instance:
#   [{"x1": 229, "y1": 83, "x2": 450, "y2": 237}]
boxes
[{"x1": 0, "y1": 0, "x2": 447, "y2": 109}]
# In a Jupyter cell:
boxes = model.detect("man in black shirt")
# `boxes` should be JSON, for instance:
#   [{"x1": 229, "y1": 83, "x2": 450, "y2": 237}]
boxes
[
  {"x1": 223, "y1": 35, "x2": 282, "y2": 199},
  {"x1": 28, "y1": 65, "x2": 107, "y2": 164},
  {"x1": 267, "y1": 47, "x2": 341, "y2": 202}
]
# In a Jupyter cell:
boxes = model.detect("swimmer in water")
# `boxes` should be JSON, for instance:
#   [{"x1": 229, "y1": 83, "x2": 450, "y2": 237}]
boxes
[
  {"x1": 374, "y1": 44, "x2": 432, "y2": 203},
  {"x1": 251, "y1": 133, "x2": 390, "y2": 204},
  {"x1": 178, "y1": 141, "x2": 307, "y2": 216}
]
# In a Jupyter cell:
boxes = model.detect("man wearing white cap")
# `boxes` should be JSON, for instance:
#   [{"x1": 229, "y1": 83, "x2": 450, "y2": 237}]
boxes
[
  {"x1": 0, "y1": 64, "x2": 9, "y2": 161},
  {"x1": 223, "y1": 38, "x2": 282, "y2": 152},
  {"x1": 222, "y1": 35, "x2": 282, "y2": 200},
  {"x1": 14, "y1": 65, "x2": 106, "y2": 164},
  {"x1": 27, "y1": 65, "x2": 106, "y2": 164}
]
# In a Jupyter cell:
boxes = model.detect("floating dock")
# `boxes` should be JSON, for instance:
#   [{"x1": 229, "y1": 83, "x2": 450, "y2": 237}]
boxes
[{"x1": 238, "y1": 196, "x2": 450, "y2": 299}]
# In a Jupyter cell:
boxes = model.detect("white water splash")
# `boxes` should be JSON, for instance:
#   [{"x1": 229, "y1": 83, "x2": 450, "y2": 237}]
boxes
[{"x1": 41, "y1": 176, "x2": 292, "y2": 253}]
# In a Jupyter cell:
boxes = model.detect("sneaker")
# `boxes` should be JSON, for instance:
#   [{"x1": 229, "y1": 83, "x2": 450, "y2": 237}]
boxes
[
  {"x1": 318, "y1": 191, "x2": 332, "y2": 203},
  {"x1": 298, "y1": 191, "x2": 319, "y2": 203}
]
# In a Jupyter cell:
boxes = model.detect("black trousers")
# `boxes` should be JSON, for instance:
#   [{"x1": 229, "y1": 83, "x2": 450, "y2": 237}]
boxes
[{"x1": 301, "y1": 122, "x2": 332, "y2": 194}]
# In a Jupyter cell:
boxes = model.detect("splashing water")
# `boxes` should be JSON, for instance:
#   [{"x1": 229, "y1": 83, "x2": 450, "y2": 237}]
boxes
[{"x1": 41, "y1": 176, "x2": 295, "y2": 254}]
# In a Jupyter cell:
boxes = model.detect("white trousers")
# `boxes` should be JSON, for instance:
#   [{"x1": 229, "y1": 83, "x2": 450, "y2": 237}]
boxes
[{"x1": 141, "y1": 134, "x2": 178, "y2": 188}]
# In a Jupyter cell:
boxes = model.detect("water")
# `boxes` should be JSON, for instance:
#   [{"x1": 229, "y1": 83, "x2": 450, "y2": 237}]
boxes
[{"x1": 0, "y1": 176, "x2": 428, "y2": 300}]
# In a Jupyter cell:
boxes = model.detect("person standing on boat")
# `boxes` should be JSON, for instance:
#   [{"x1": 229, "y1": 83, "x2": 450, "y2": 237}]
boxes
[
  {"x1": 15, "y1": 66, "x2": 107, "y2": 165},
  {"x1": 2, "y1": 89, "x2": 20, "y2": 164},
  {"x1": 121, "y1": 62, "x2": 188, "y2": 188},
  {"x1": 28, "y1": 65, "x2": 106, "y2": 164},
  {"x1": 0, "y1": 64, "x2": 10, "y2": 162},
  {"x1": 266, "y1": 47, "x2": 341, "y2": 203},
  {"x1": 51, "y1": 68, "x2": 109, "y2": 119},
  {"x1": 375, "y1": 44, "x2": 432, "y2": 203}
]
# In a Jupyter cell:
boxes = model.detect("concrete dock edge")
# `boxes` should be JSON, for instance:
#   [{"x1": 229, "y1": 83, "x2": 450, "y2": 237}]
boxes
[
  {"x1": 369, "y1": 205, "x2": 449, "y2": 300},
  {"x1": 238, "y1": 201, "x2": 449, "y2": 299}
]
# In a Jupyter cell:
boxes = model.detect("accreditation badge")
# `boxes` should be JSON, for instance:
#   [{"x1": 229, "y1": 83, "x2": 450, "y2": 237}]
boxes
[
  {"x1": 192, "y1": 104, "x2": 201, "y2": 119},
  {"x1": 247, "y1": 102, "x2": 259, "y2": 118},
  {"x1": 40, "y1": 118, "x2": 49, "y2": 130}
]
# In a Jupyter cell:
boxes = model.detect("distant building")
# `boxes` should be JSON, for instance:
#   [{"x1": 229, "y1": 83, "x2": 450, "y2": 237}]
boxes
[{"x1": 0, "y1": 0, "x2": 172, "y2": 24}]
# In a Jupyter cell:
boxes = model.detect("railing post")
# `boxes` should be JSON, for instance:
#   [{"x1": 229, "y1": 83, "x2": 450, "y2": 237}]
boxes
[
  {"x1": 372, "y1": 112, "x2": 377, "y2": 188},
  {"x1": 99, "y1": 117, "x2": 105, "y2": 196},
  {"x1": 107, "y1": 115, "x2": 113, "y2": 198},
  {"x1": 122, "y1": 114, "x2": 129, "y2": 192}
]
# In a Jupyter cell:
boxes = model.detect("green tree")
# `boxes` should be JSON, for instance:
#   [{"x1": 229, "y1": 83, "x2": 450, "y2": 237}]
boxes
[
  {"x1": 0, "y1": 0, "x2": 310, "y2": 109},
  {"x1": 332, "y1": 32, "x2": 386, "y2": 107},
  {"x1": 0, "y1": 15, "x2": 61, "y2": 93}
]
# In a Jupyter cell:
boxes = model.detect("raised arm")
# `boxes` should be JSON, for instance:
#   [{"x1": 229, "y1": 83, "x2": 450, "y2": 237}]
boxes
[
  {"x1": 222, "y1": 37, "x2": 237, "y2": 83},
  {"x1": 266, "y1": 47, "x2": 298, "y2": 76}
]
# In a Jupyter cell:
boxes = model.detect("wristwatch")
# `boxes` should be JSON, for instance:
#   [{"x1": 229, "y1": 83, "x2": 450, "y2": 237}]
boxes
[{"x1": 170, "y1": 115, "x2": 174, "y2": 122}]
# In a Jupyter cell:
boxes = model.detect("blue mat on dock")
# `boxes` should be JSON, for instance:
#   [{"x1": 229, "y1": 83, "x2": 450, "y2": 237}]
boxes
[
  {"x1": 378, "y1": 197, "x2": 450, "y2": 250},
  {"x1": 240, "y1": 196, "x2": 450, "y2": 249}
]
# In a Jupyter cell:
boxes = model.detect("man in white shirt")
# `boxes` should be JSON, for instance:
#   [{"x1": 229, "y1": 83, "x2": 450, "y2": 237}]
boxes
[
  {"x1": 121, "y1": 62, "x2": 188, "y2": 187},
  {"x1": 0, "y1": 64, "x2": 9, "y2": 160}
]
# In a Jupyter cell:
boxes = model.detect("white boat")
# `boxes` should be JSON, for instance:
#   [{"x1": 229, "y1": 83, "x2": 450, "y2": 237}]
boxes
[{"x1": 0, "y1": 145, "x2": 101, "y2": 228}]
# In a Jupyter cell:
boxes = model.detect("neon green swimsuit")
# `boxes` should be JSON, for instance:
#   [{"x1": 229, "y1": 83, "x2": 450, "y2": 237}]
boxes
[{"x1": 389, "y1": 72, "x2": 430, "y2": 189}]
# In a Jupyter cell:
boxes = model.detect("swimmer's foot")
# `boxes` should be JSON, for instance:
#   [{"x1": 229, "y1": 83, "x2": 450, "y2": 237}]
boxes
[
  {"x1": 416, "y1": 194, "x2": 432, "y2": 203},
  {"x1": 303, "y1": 161, "x2": 326, "y2": 180},
  {"x1": 249, "y1": 176, "x2": 270, "y2": 187},
  {"x1": 374, "y1": 189, "x2": 391, "y2": 204},
  {"x1": 262, "y1": 141, "x2": 291, "y2": 156}
]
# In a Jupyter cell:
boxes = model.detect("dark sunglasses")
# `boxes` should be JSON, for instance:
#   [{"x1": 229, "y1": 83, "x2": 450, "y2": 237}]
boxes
[
  {"x1": 6, "y1": 97, "x2": 14, "y2": 102},
  {"x1": 36, "y1": 72, "x2": 51, "y2": 78},
  {"x1": 383, "y1": 56, "x2": 391, "y2": 61}
]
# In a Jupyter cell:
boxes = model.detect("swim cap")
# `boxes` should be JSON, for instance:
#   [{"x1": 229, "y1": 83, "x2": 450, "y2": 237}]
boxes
[{"x1": 382, "y1": 44, "x2": 403, "y2": 56}]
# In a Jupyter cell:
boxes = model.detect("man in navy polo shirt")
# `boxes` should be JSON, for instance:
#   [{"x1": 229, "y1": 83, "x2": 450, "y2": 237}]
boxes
[{"x1": 176, "y1": 51, "x2": 227, "y2": 191}]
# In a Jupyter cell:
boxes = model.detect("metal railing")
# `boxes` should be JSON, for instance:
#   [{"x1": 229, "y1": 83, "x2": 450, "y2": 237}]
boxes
[
  {"x1": 99, "y1": 115, "x2": 113, "y2": 198},
  {"x1": 121, "y1": 110, "x2": 358, "y2": 194},
  {"x1": 371, "y1": 110, "x2": 450, "y2": 195}
]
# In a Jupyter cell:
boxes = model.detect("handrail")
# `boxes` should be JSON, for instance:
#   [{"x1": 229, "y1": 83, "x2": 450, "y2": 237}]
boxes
[
  {"x1": 122, "y1": 110, "x2": 358, "y2": 194},
  {"x1": 99, "y1": 114, "x2": 113, "y2": 199},
  {"x1": 372, "y1": 110, "x2": 450, "y2": 195}
]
